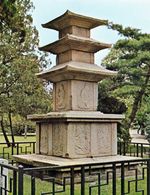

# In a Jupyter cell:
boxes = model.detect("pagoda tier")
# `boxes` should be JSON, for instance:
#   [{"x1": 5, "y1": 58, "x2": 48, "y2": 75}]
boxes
[
  {"x1": 39, "y1": 34, "x2": 111, "y2": 64},
  {"x1": 37, "y1": 61, "x2": 117, "y2": 83},
  {"x1": 39, "y1": 10, "x2": 111, "y2": 65},
  {"x1": 42, "y1": 10, "x2": 108, "y2": 39},
  {"x1": 39, "y1": 34, "x2": 111, "y2": 54}
]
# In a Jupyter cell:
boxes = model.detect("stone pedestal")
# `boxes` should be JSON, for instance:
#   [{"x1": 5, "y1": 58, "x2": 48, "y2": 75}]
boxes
[{"x1": 27, "y1": 111, "x2": 121, "y2": 158}]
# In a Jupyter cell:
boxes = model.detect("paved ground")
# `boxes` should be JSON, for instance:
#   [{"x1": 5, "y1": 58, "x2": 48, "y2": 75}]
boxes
[{"x1": 130, "y1": 129, "x2": 149, "y2": 144}]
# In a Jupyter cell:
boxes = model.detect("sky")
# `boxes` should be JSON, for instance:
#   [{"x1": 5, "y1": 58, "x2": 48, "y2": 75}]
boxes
[{"x1": 31, "y1": 0, "x2": 150, "y2": 65}]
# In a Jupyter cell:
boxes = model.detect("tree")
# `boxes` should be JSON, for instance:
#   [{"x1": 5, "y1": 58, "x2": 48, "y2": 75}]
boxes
[
  {"x1": 98, "y1": 79, "x2": 127, "y2": 114},
  {"x1": 98, "y1": 23, "x2": 150, "y2": 141},
  {"x1": 0, "y1": 0, "x2": 52, "y2": 145},
  {"x1": 135, "y1": 95, "x2": 150, "y2": 136}
]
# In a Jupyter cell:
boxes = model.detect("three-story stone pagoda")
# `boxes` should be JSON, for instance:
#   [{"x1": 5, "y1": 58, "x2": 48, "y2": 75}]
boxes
[{"x1": 14, "y1": 11, "x2": 135, "y2": 166}]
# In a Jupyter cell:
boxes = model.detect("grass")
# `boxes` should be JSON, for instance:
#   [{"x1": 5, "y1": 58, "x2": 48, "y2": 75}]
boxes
[
  {"x1": 0, "y1": 134, "x2": 36, "y2": 161},
  {"x1": 0, "y1": 134, "x2": 36, "y2": 143},
  {"x1": 18, "y1": 173, "x2": 147, "y2": 195}
]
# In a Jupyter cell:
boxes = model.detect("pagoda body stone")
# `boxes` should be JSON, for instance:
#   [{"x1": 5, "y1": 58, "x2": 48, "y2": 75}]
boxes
[{"x1": 14, "y1": 11, "x2": 132, "y2": 166}]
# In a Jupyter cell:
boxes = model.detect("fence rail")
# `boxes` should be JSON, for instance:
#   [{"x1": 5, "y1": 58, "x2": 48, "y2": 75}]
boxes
[
  {"x1": 1, "y1": 141, "x2": 150, "y2": 194},
  {"x1": 0, "y1": 141, "x2": 36, "y2": 164},
  {"x1": 118, "y1": 141, "x2": 150, "y2": 158},
  {"x1": 0, "y1": 158, "x2": 150, "y2": 195},
  {"x1": 0, "y1": 141, "x2": 150, "y2": 164}
]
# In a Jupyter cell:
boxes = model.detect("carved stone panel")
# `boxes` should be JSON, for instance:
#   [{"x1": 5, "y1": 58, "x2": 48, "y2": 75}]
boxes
[
  {"x1": 67, "y1": 123, "x2": 91, "y2": 158},
  {"x1": 71, "y1": 80, "x2": 98, "y2": 111},
  {"x1": 36, "y1": 124, "x2": 40, "y2": 154},
  {"x1": 47, "y1": 124, "x2": 53, "y2": 155},
  {"x1": 52, "y1": 123, "x2": 67, "y2": 157},
  {"x1": 91, "y1": 123, "x2": 117, "y2": 156},
  {"x1": 54, "y1": 81, "x2": 71, "y2": 111},
  {"x1": 111, "y1": 123, "x2": 117, "y2": 155},
  {"x1": 40, "y1": 124, "x2": 48, "y2": 155},
  {"x1": 39, "y1": 123, "x2": 53, "y2": 155},
  {"x1": 53, "y1": 80, "x2": 97, "y2": 111}
]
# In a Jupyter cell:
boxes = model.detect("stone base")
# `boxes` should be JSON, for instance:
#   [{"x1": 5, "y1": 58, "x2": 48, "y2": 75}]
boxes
[
  {"x1": 13, "y1": 154, "x2": 140, "y2": 167},
  {"x1": 28, "y1": 111, "x2": 124, "y2": 159},
  {"x1": 13, "y1": 154, "x2": 141, "y2": 184}
]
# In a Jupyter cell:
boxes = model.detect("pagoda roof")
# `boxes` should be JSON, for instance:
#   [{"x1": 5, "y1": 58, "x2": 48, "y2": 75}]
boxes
[
  {"x1": 39, "y1": 34, "x2": 111, "y2": 54},
  {"x1": 37, "y1": 61, "x2": 117, "y2": 83},
  {"x1": 42, "y1": 10, "x2": 108, "y2": 30}
]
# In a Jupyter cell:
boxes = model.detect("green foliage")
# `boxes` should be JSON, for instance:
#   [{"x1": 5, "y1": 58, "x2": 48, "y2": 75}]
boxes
[
  {"x1": 11, "y1": 115, "x2": 35, "y2": 135},
  {"x1": 98, "y1": 22, "x2": 150, "y2": 141},
  {"x1": 98, "y1": 80, "x2": 127, "y2": 114},
  {"x1": 0, "y1": 0, "x2": 52, "y2": 140},
  {"x1": 135, "y1": 96, "x2": 150, "y2": 139}
]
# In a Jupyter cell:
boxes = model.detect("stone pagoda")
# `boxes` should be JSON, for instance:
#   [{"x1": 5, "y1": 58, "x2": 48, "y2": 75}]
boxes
[{"x1": 14, "y1": 11, "x2": 132, "y2": 166}]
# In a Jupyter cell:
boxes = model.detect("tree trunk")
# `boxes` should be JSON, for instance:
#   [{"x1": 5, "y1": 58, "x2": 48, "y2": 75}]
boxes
[
  {"x1": 0, "y1": 115, "x2": 10, "y2": 147},
  {"x1": 8, "y1": 111, "x2": 15, "y2": 146},
  {"x1": 126, "y1": 67, "x2": 150, "y2": 130}
]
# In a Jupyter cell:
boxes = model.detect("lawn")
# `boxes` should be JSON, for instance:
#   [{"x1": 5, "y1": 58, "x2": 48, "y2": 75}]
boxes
[
  {"x1": 0, "y1": 134, "x2": 36, "y2": 162},
  {"x1": 17, "y1": 173, "x2": 148, "y2": 195},
  {"x1": 0, "y1": 134, "x2": 36, "y2": 143}
]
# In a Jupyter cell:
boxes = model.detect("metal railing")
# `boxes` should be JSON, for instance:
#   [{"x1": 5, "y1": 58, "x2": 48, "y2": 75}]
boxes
[
  {"x1": 118, "y1": 141, "x2": 150, "y2": 158},
  {"x1": 0, "y1": 158, "x2": 150, "y2": 195},
  {"x1": 0, "y1": 141, "x2": 36, "y2": 164},
  {"x1": 0, "y1": 141, "x2": 150, "y2": 164}
]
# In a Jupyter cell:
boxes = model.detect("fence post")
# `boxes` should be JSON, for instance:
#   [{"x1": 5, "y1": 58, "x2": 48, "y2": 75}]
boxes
[
  {"x1": 137, "y1": 144, "x2": 139, "y2": 157},
  {"x1": 13, "y1": 169, "x2": 17, "y2": 195},
  {"x1": 70, "y1": 167, "x2": 74, "y2": 195},
  {"x1": 33, "y1": 143, "x2": 35, "y2": 154},
  {"x1": 31, "y1": 175, "x2": 35, "y2": 195},
  {"x1": 112, "y1": 163, "x2": 116, "y2": 195},
  {"x1": 141, "y1": 144, "x2": 143, "y2": 158},
  {"x1": 121, "y1": 162, "x2": 125, "y2": 195},
  {"x1": 18, "y1": 165, "x2": 24, "y2": 195},
  {"x1": 81, "y1": 166, "x2": 85, "y2": 195},
  {"x1": 147, "y1": 160, "x2": 150, "y2": 195}
]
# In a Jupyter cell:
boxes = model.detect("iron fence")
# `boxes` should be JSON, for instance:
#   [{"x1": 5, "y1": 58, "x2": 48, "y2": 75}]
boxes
[
  {"x1": 118, "y1": 141, "x2": 150, "y2": 158},
  {"x1": 0, "y1": 142, "x2": 36, "y2": 164},
  {"x1": 0, "y1": 141, "x2": 150, "y2": 164},
  {"x1": 0, "y1": 158, "x2": 150, "y2": 195}
]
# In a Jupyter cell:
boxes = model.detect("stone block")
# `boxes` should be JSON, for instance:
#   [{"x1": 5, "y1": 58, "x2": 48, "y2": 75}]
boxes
[
  {"x1": 71, "y1": 80, "x2": 98, "y2": 111},
  {"x1": 52, "y1": 123, "x2": 67, "y2": 157},
  {"x1": 56, "y1": 50, "x2": 94, "y2": 64},
  {"x1": 36, "y1": 123, "x2": 52, "y2": 155},
  {"x1": 67, "y1": 123, "x2": 91, "y2": 158},
  {"x1": 91, "y1": 123, "x2": 117, "y2": 156},
  {"x1": 36, "y1": 120, "x2": 117, "y2": 159},
  {"x1": 59, "y1": 26, "x2": 90, "y2": 38},
  {"x1": 53, "y1": 80, "x2": 98, "y2": 111}
]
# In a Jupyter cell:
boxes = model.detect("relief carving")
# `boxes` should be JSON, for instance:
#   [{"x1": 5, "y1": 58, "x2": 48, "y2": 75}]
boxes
[
  {"x1": 52, "y1": 124, "x2": 64, "y2": 156},
  {"x1": 40, "y1": 126, "x2": 48, "y2": 154},
  {"x1": 97, "y1": 125, "x2": 111, "y2": 154},
  {"x1": 75, "y1": 81, "x2": 94, "y2": 110},
  {"x1": 56, "y1": 82, "x2": 66, "y2": 110},
  {"x1": 73, "y1": 124, "x2": 90, "y2": 155}
]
